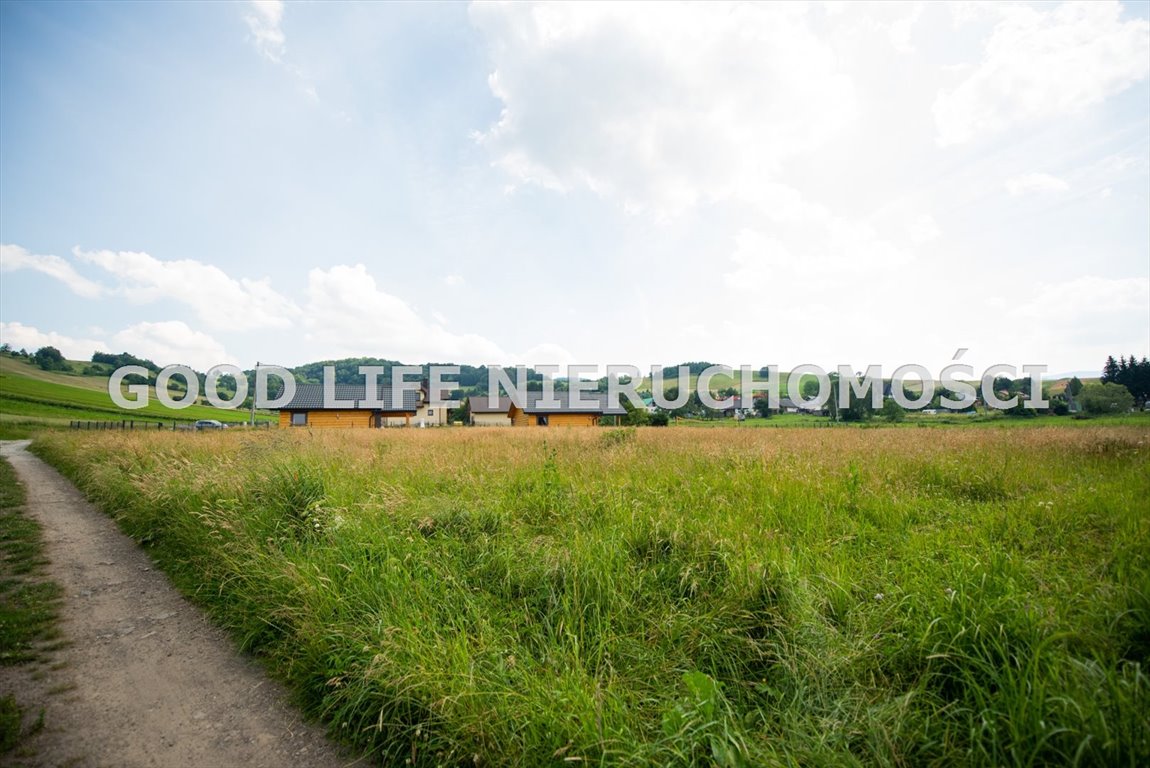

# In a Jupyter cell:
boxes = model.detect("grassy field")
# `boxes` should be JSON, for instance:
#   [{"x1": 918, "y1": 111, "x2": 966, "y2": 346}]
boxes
[
  {"x1": 31, "y1": 426, "x2": 1150, "y2": 766},
  {"x1": 676, "y1": 412, "x2": 1150, "y2": 429},
  {"x1": 0, "y1": 355, "x2": 273, "y2": 429}
]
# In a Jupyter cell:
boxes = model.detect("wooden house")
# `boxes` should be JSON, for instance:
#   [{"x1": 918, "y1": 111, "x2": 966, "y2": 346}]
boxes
[
  {"x1": 278, "y1": 381, "x2": 451, "y2": 428},
  {"x1": 503, "y1": 391, "x2": 625, "y2": 427}
]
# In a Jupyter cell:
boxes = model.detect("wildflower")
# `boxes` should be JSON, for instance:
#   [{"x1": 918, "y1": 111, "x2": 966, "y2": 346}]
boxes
[{"x1": 874, "y1": 592, "x2": 885, "y2": 602}]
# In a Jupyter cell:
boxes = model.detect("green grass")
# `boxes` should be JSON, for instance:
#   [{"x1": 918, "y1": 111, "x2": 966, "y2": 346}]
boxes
[
  {"x1": 31, "y1": 427, "x2": 1150, "y2": 766},
  {"x1": 0, "y1": 456, "x2": 61, "y2": 759},
  {"x1": 0, "y1": 458, "x2": 62, "y2": 664}
]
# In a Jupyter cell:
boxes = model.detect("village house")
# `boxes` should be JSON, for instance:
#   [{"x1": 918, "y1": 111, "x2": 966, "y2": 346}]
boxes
[
  {"x1": 469, "y1": 396, "x2": 513, "y2": 426},
  {"x1": 277, "y1": 381, "x2": 453, "y2": 428},
  {"x1": 467, "y1": 391, "x2": 624, "y2": 427}
]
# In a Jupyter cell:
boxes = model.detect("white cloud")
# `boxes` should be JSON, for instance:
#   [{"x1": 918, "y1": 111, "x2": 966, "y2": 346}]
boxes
[
  {"x1": 471, "y1": 2, "x2": 857, "y2": 216},
  {"x1": 518, "y1": 342, "x2": 581, "y2": 372},
  {"x1": 1, "y1": 243, "x2": 104, "y2": 298},
  {"x1": 1005, "y1": 172, "x2": 1070, "y2": 196},
  {"x1": 999, "y1": 276, "x2": 1150, "y2": 362},
  {"x1": 1009, "y1": 275, "x2": 1149, "y2": 328},
  {"x1": 471, "y1": 3, "x2": 943, "y2": 285},
  {"x1": 110, "y1": 321, "x2": 237, "y2": 370},
  {"x1": 303, "y1": 264, "x2": 509, "y2": 364},
  {"x1": 722, "y1": 208, "x2": 916, "y2": 289},
  {"x1": 906, "y1": 213, "x2": 941, "y2": 245},
  {"x1": 443, "y1": 274, "x2": 465, "y2": 287},
  {"x1": 0, "y1": 321, "x2": 108, "y2": 360},
  {"x1": 934, "y1": 1, "x2": 1150, "y2": 146},
  {"x1": 73, "y1": 247, "x2": 300, "y2": 331},
  {"x1": 244, "y1": 0, "x2": 286, "y2": 63},
  {"x1": 888, "y1": 3, "x2": 924, "y2": 54}
]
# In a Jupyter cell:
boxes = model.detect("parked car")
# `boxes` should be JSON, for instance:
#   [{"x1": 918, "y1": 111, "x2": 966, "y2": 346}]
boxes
[{"x1": 194, "y1": 419, "x2": 225, "y2": 430}]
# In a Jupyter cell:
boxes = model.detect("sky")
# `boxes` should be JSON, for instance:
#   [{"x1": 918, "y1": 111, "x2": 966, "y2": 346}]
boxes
[{"x1": 1, "y1": 0, "x2": 1148, "y2": 378}]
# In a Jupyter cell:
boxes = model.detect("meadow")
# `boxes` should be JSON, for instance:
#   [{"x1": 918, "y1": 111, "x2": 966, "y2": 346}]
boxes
[{"x1": 31, "y1": 426, "x2": 1150, "y2": 766}]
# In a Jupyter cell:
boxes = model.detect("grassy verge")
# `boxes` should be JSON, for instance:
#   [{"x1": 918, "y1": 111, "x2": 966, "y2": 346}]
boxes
[
  {"x1": 0, "y1": 423, "x2": 44, "y2": 441},
  {"x1": 0, "y1": 455, "x2": 62, "y2": 756},
  {"x1": 32, "y1": 427, "x2": 1150, "y2": 766}
]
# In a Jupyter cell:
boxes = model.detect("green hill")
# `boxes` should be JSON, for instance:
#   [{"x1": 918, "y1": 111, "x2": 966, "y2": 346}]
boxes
[{"x1": 0, "y1": 354, "x2": 272, "y2": 428}]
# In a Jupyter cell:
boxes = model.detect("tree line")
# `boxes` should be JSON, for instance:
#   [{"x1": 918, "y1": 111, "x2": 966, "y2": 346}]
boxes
[{"x1": 1100, "y1": 355, "x2": 1149, "y2": 406}]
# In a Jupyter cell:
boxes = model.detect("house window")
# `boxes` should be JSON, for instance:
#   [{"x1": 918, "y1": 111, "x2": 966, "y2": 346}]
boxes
[
  {"x1": 291, "y1": 412, "x2": 307, "y2": 426},
  {"x1": 428, "y1": 409, "x2": 435, "y2": 416}
]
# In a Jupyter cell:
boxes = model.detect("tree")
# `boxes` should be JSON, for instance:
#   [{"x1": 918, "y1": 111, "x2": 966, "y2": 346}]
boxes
[
  {"x1": 649, "y1": 411, "x2": 670, "y2": 427},
  {"x1": 621, "y1": 399, "x2": 649, "y2": 426},
  {"x1": 661, "y1": 362, "x2": 716, "y2": 377},
  {"x1": 1134, "y1": 357, "x2": 1150, "y2": 406},
  {"x1": 32, "y1": 346, "x2": 69, "y2": 372},
  {"x1": 1078, "y1": 382, "x2": 1135, "y2": 415},
  {"x1": 1098, "y1": 354, "x2": 1149, "y2": 407},
  {"x1": 832, "y1": 374, "x2": 872, "y2": 422},
  {"x1": 92, "y1": 351, "x2": 160, "y2": 373},
  {"x1": 452, "y1": 398, "x2": 470, "y2": 425},
  {"x1": 881, "y1": 399, "x2": 905, "y2": 422},
  {"x1": 752, "y1": 396, "x2": 772, "y2": 419},
  {"x1": 1101, "y1": 356, "x2": 1120, "y2": 384},
  {"x1": 1067, "y1": 376, "x2": 1083, "y2": 397}
]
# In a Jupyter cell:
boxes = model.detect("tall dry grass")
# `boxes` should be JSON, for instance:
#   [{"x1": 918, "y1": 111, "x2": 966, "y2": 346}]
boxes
[{"x1": 33, "y1": 425, "x2": 1150, "y2": 766}]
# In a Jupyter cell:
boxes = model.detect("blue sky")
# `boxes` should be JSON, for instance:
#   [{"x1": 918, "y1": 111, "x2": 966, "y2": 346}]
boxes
[{"x1": 2, "y1": 1, "x2": 1147, "y2": 376}]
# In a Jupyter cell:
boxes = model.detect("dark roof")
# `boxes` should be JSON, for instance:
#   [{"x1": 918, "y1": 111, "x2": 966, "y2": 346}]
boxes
[
  {"x1": 277, "y1": 383, "x2": 420, "y2": 411},
  {"x1": 520, "y1": 390, "x2": 625, "y2": 415},
  {"x1": 467, "y1": 391, "x2": 624, "y2": 415},
  {"x1": 467, "y1": 395, "x2": 512, "y2": 414}
]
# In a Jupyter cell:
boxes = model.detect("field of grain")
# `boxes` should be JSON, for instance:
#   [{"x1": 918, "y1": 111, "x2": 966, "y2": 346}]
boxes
[{"x1": 31, "y1": 426, "x2": 1150, "y2": 766}]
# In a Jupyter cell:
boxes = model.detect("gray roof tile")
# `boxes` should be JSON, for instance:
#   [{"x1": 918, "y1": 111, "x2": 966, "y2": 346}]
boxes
[{"x1": 278, "y1": 383, "x2": 420, "y2": 411}]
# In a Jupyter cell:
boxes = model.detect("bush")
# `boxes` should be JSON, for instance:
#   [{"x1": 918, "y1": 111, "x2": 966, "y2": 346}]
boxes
[
  {"x1": 881, "y1": 399, "x2": 905, "y2": 423},
  {"x1": 31, "y1": 346, "x2": 69, "y2": 372},
  {"x1": 1079, "y1": 382, "x2": 1135, "y2": 415},
  {"x1": 649, "y1": 411, "x2": 670, "y2": 427}
]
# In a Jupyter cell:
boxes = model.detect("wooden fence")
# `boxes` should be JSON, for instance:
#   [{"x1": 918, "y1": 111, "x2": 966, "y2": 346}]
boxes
[{"x1": 69, "y1": 420, "x2": 272, "y2": 431}]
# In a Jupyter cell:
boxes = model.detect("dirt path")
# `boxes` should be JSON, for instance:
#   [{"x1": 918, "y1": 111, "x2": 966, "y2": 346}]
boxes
[{"x1": 0, "y1": 440, "x2": 359, "y2": 768}]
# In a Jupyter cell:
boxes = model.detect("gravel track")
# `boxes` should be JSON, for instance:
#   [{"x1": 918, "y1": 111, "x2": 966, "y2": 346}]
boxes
[{"x1": 0, "y1": 439, "x2": 359, "y2": 768}]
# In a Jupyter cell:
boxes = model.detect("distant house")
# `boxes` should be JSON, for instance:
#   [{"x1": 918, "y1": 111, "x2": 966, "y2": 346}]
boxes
[
  {"x1": 469, "y1": 396, "x2": 513, "y2": 427},
  {"x1": 277, "y1": 381, "x2": 453, "y2": 428},
  {"x1": 777, "y1": 396, "x2": 802, "y2": 414},
  {"x1": 720, "y1": 395, "x2": 753, "y2": 419},
  {"x1": 492, "y1": 390, "x2": 625, "y2": 426}
]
